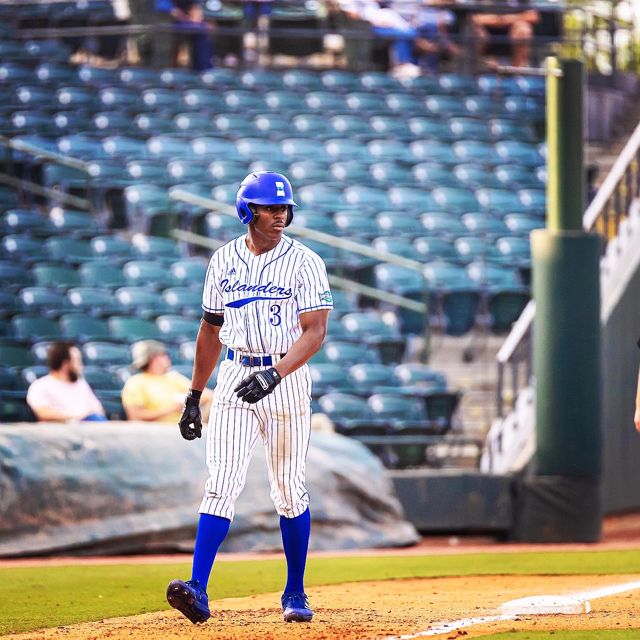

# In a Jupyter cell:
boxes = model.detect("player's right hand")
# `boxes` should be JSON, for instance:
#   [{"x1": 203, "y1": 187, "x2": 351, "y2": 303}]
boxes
[{"x1": 178, "y1": 391, "x2": 202, "y2": 440}]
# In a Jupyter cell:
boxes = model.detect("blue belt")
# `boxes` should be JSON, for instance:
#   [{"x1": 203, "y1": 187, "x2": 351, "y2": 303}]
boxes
[{"x1": 226, "y1": 348, "x2": 285, "y2": 367}]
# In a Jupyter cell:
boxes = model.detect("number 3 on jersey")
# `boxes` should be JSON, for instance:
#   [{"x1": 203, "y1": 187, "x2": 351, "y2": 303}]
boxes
[{"x1": 269, "y1": 304, "x2": 281, "y2": 326}]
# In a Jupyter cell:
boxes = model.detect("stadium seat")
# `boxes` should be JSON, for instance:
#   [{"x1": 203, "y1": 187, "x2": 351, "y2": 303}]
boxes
[
  {"x1": 395, "y1": 364, "x2": 447, "y2": 390},
  {"x1": 83, "y1": 341, "x2": 132, "y2": 366},
  {"x1": 292, "y1": 211, "x2": 339, "y2": 236},
  {"x1": 453, "y1": 165, "x2": 502, "y2": 190},
  {"x1": 108, "y1": 316, "x2": 162, "y2": 342},
  {"x1": 121, "y1": 260, "x2": 172, "y2": 288},
  {"x1": 348, "y1": 363, "x2": 399, "y2": 396},
  {"x1": 147, "y1": 135, "x2": 193, "y2": 160},
  {"x1": 32, "y1": 263, "x2": 81, "y2": 289},
  {"x1": 432, "y1": 187, "x2": 479, "y2": 213},
  {"x1": 420, "y1": 212, "x2": 466, "y2": 239},
  {"x1": 328, "y1": 114, "x2": 371, "y2": 138},
  {"x1": 264, "y1": 90, "x2": 301, "y2": 111},
  {"x1": 90, "y1": 235, "x2": 135, "y2": 261},
  {"x1": 0, "y1": 396, "x2": 35, "y2": 422},
  {"x1": 0, "y1": 344, "x2": 36, "y2": 368},
  {"x1": 475, "y1": 188, "x2": 529, "y2": 214},
  {"x1": 424, "y1": 95, "x2": 467, "y2": 117},
  {"x1": 18, "y1": 287, "x2": 65, "y2": 317},
  {"x1": 412, "y1": 163, "x2": 459, "y2": 188},
  {"x1": 66, "y1": 287, "x2": 123, "y2": 316},
  {"x1": 518, "y1": 189, "x2": 546, "y2": 213},
  {"x1": 309, "y1": 363, "x2": 354, "y2": 396},
  {"x1": 289, "y1": 159, "x2": 331, "y2": 184},
  {"x1": 408, "y1": 117, "x2": 453, "y2": 140},
  {"x1": 453, "y1": 236, "x2": 502, "y2": 264},
  {"x1": 413, "y1": 236, "x2": 458, "y2": 262},
  {"x1": 369, "y1": 162, "x2": 413, "y2": 186},
  {"x1": 282, "y1": 69, "x2": 323, "y2": 91},
  {"x1": 341, "y1": 311, "x2": 405, "y2": 363},
  {"x1": 48, "y1": 209, "x2": 100, "y2": 238},
  {"x1": 334, "y1": 210, "x2": 380, "y2": 239},
  {"x1": 254, "y1": 113, "x2": 292, "y2": 137},
  {"x1": 493, "y1": 164, "x2": 540, "y2": 189},
  {"x1": 280, "y1": 138, "x2": 329, "y2": 162},
  {"x1": 323, "y1": 340, "x2": 381, "y2": 366},
  {"x1": 385, "y1": 93, "x2": 424, "y2": 115},
  {"x1": 374, "y1": 263, "x2": 425, "y2": 297},
  {"x1": 165, "y1": 159, "x2": 208, "y2": 184},
  {"x1": 159, "y1": 68, "x2": 201, "y2": 88},
  {"x1": 494, "y1": 141, "x2": 543, "y2": 167},
  {"x1": 297, "y1": 183, "x2": 346, "y2": 209},
  {"x1": 82, "y1": 366, "x2": 123, "y2": 395},
  {"x1": 388, "y1": 187, "x2": 437, "y2": 210},
  {"x1": 360, "y1": 71, "x2": 401, "y2": 92},
  {"x1": 124, "y1": 184, "x2": 175, "y2": 236},
  {"x1": 131, "y1": 113, "x2": 176, "y2": 136},
  {"x1": 11, "y1": 314, "x2": 60, "y2": 342},
  {"x1": 119, "y1": 67, "x2": 160, "y2": 86},
  {"x1": 56, "y1": 86, "x2": 97, "y2": 110},
  {"x1": 170, "y1": 259, "x2": 207, "y2": 287},
  {"x1": 156, "y1": 315, "x2": 198, "y2": 344},
  {"x1": 0, "y1": 260, "x2": 34, "y2": 290},
  {"x1": 239, "y1": 69, "x2": 282, "y2": 90},
  {"x1": 503, "y1": 214, "x2": 545, "y2": 236},
  {"x1": 45, "y1": 238, "x2": 95, "y2": 265},
  {"x1": 79, "y1": 263, "x2": 127, "y2": 289},
  {"x1": 495, "y1": 236, "x2": 532, "y2": 267},
  {"x1": 372, "y1": 236, "x2": 418, "y2": 258},
  {"x1": 320, "y1": 70, "x2": 359, "y2": 91},
  {"x1": 103, "y1": 136, "x2": 150, "y2": 159},
  {"x1": 326, "y1": 289, "x2": 358, "y2": 317},
  {"x1": 99, "y1": 87, "x2": 141, "y2": 111},
  {"x1": 317, "y1": 392, "x2": 388, "y2": 435},
  {"x1": 460, "y1": 214, "x2": 509, "y2": 238},
  {"x1": 447, "y1": 117, "x2": 492, "y2": 142},
  {"x1": 191, "y1": 137, "x2": 239, "y2": 158},
  {"x1": 291, "y1": 114, "x2": 333, "y2": 139},
  {"x1": 1, "y1": 209, "x2": 53, "y2": 236},
  {"x1": 410, "y1": 140, "x2": 457, "y2": 164},
  {"x1": 162, "y1": 287, "x2": 203, "y2": 317},
  {"x1": 60, "y1": 314, "x2": 112, "y2": 342},
  {"x1": 368, "y1": 139, "x2": 411, "y2": 163}
]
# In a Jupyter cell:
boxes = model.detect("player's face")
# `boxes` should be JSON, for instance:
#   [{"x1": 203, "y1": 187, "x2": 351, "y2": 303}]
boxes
[
  {"x1": 252, "y1": 204, "x2": 288, "y2": 240},
  {"x1": 66, "y1": 346, "x2": 83, "y2": 382}
]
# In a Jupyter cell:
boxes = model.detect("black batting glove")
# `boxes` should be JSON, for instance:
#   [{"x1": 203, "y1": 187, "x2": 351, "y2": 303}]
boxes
[
  {"x1": 234, "y1": 367, "x2": 281, "y2": 404},
  {"x1": 178, "y1": 389, "x2": 203, "y2": 440}
]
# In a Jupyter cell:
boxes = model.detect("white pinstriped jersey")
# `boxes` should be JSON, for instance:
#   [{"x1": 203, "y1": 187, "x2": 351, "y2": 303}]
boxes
[{"x1": 202, "y1": 234, "x2": 333, "y2": 354}]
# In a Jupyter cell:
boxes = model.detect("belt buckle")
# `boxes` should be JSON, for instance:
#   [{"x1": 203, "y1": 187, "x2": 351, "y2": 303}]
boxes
[{"x1": 241, "y1": 356, "x2": 261, "y2": 367}]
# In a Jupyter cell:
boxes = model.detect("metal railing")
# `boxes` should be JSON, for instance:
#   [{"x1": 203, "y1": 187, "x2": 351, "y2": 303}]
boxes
[
  {"x1": 496, "y1": 118, "x2": 640, "y2": 418},
  {"x1": 0, "y1": 135, "x2": 92, "y2": 211}
]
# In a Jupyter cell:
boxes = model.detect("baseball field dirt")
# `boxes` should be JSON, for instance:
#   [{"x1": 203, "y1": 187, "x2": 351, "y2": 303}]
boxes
[{"x1": 6, "y1": 574, "x2": 640, "y2": 640}]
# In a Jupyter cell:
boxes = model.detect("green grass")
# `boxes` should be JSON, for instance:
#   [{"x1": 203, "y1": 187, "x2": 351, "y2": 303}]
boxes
[
  {"x1": 3, "y1": 549, "x2": 640, "y2": 636},
  {"x1": 481, "y1": 633, "x2": 640, "y2": 639}
]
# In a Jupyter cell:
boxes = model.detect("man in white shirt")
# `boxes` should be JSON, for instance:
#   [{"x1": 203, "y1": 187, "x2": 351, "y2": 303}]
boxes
[{"x1": 26, "y1": 341, "x2": 106, "y2": 422}]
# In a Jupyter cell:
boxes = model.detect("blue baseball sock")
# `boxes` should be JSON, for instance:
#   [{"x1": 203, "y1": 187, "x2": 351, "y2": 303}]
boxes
[
  {"x1": 280, "y1": 508, "x2": 311, "y2": 594},
  {"x1": 191, "y1": 513, "x2": 231, "y2": 591}
]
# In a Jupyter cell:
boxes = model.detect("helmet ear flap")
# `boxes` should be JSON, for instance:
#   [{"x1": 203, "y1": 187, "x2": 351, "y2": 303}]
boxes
[
  {"x1": 285, "y1": 205, "x2": 294, "y2": 227},
  {"x1": 237, "y1": 201, "x2": 254, "y2": 224}
]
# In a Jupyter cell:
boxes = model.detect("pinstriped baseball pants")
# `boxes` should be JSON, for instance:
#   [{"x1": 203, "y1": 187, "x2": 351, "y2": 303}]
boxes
[{"x1": 198, "y1": 359, "x2": 312, "y2": 520}]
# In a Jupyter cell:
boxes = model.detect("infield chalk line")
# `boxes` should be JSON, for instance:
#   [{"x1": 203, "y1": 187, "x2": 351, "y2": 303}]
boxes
[{"x1": 383, "y1": 579, "x2": 640, "y2": 640}]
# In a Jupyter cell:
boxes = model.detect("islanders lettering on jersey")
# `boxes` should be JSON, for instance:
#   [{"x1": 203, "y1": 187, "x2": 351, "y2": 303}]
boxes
[{"x1": 220, "y1": 278, "x2": 293, "y2": 308}]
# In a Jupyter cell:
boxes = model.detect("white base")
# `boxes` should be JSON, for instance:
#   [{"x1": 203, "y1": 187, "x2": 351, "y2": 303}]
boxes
[{"x1": 499, "y1": 595, "x2": 591, "y2": 615}]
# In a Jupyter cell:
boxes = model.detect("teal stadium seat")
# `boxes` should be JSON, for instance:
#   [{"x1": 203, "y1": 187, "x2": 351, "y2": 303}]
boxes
[
  {"x1": 159, "y1": 68, "x2": 201, "y2": 88},
  {"x1": 432, "y1": 186, "x2": 479, "y2": 213},
  {"x1": 309, "y1": 363, "x2": 354, "y2": 397},
  {"x1": 447, "y1": 117, "x2": 492, "y2": 142},
  {"x1": 348, "y1": 363, "x2": 398, "y2": 396},
  {"x1": 108, "y1": 316, "x2": 162, "y2": 342},
  {"x1": 131, "y1": 113, "x2": 176, "y2": 136},
  {"x1": 323, "y1": 340, "x2": 381, "y2": 366},
  {"x1": 1, "y1": 209, "x2": 53, "y2": 236},
  {"x1": 147, "y1": 136, "x2": 194, "y2": 160},
  {"x1": 222, "y1": 90, "x2": 265, "y2": 112},
  {"x1": 166, "y1": 159, "x2": 208, "y2": 183},
  {"x1": 453, "y1": 140, "x2": 500, "y2": 164},
  {"x1": 454, "y1": 164, "x2": 502, "y2": 190},
  {"x1": 281, "y1": 69, "x2": 323, "y2": 91},
  {"x1": 124, "y1": 184, "x2": 175, "y2": 236},
  {"x1": 343, "y1": 185, "x2": 391, "y2": 209},
  {"x1": 79, "y1": 262, "x2": 127, "y2": 289},
  {"x1": 60, "y1": 313, "x2": 112, "y2": 342},
  {"x1": 495, "y1": 141, "x2": 543, "y2": 167},
  {"x1": 494, "y1": 164, "x2": 541, "y2": 189},
  {"x1": 376, "y1": 210, "x2": 424, "y2": 237},
  {"x1": 384, "y1": 93, "x2": 424, "y2": 115},
  {"x1": 126, "y1": 161, "x2": 171, "y2": 186},
  {"x1": 454, "y1": 236, "x2": 505, "y2": 264},
  {"x1": 131, "y1": 235, "x2": 182, "y2": 261},
  {"x1": 408, "y1": 117, "x2": 454, "y2": 141},
  {"x1": 320, "y1": 70, "x2": 359, "y2": 91},
  {"x1": 410, "y1": 140, "x2": 457, "y2": 164},
  {"x1": 340, "y1": 311, "x2": 405, "y2": 363},
  {"x1": 460, "y1": 213, "x2": 509, "y2": 238},
  {"x1": 114, "y1": 287, "x2": 172, "y2": 317},
  {"x1": 388, "y1": 187, "x2": 436, "y2": 210},
  {"x1": 45, "y1": 237, "x2": 94, "y2": 264},
  {"x1": 367, "y1": 139, "x2": 412, "y2": 162},
  {"x1": 122, "y1": 260, "x2": 172, "y2": 287},
  {"x1": 291, "y1": 211, "x2": 339, "y2": 235},
  {"x1": 291, "y1": 114, "x2": 333, "y2": 139},
  {"x1": 11, "y1": 314, "x2": 60, "y2": 342},
  {"x1": 99, "y1": 87, "x2": 141, "y2": 111},
  {"x1": 156, "y1": 315, "x2": 198, "y2": 344},
  {"x1": 476, "y1": 188, "x2": 529, "y2": 214},
  {"x1": 162, "y1": 287, "x2": 203, "y2": 317},
  {"x1": 281, "y1": 138, "x2": 330, "y2": 163},
  {"x1": 32, "y1": 263, "x2": 81, "y2": 289},
  {"x1": 368, "y1": 115, "x2": 411, "y2": 139},
  {"x1": 18, "y1": 287, "x2": 66, "y2": 318},
  {"x1": 49, "y1": 209, "x2": 100, "y2": 238},
  {"x1": 67, "y1": 286, "x2": 124, "y2": 315},
  {"x1": 419, "y1": 212, "x2": 467, "y2": 239},
  {"x1": 170, "y1": 259, "x2": 208, "y2": 287},
  {"x1": 372, "y1": 236, "x2": 416, "y2": 258},
  {"x1": 369, "y1": 162, "x2": 413, "y2": 186},
  {"x1": 1, "y1": 235, "x2": 44, "y2": 264},
  {"x1": 103, "y1": 136, "x2": 150, "y2": 159},
  {"x1": 0, "y1": 344, "x2": 36, "y2": 368},
  {"x1": 317, "y1": 392, "x2": 388, "y2": 436},
  {"x1": 412, "y1": 163, "x2": 458, "y2": 188},
  {"x1": 345, "y1": 92, "x2": 387, "y2": 113},
  {"x1": 503, "y1": 213, "x2": 545, "y2": 235},
  {"x1": 82, "y1": 341, "x2": 132, "y2": 366},
  {"x1": 264, "y1": 90, "x2": 301, "y2": 112},
  {"x1": 254, "y1": 114, "x2": 292, "y2": 137},
  {"x1": 359, "y1": 71, "x2": 401, "y2": 92}
]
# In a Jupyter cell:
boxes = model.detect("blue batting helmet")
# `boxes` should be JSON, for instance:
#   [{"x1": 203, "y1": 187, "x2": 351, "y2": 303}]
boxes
[{"x1": 235, "y1": 171, "x2": 297, "y2": 226}]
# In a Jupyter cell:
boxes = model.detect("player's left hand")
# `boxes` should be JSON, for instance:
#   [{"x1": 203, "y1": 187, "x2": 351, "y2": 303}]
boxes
[{"x1": 234, "y1": 367, "x2": 281, "y2": 404}]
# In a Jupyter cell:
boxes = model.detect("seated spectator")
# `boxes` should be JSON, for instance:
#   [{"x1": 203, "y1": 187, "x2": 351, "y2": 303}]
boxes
[
  {"x1": 470, "y1": 9, "x2": 540, "y2": 69},
  {"x1": 412, "y1": 3, "x2": 460, "y2": 73},
  {"x1": 170, "y1": 0, "x2": 214, "y2": 70},
  {"x1": 26, "y1": 341, "x2": 107, "y2": 423},
  {"x1": 338, "y1": 0, "x2": 420, "y2": 76},
  {"x1": 122, "y1": 340, "x2": 213, "y2": 423}
]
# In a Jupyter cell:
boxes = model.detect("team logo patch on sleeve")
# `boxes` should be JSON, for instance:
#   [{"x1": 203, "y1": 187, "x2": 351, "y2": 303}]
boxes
[{"x1": 318, "y1": 290, "x2": 333, "y2": 304}]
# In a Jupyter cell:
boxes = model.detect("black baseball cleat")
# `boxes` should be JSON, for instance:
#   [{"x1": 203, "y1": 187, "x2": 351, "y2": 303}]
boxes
[
  {"x1": 281, "y1": 591, "x2": 314, "y2": 622},
  {"x1": 166, "y1": 579, "x2": 211, "y2": 624}
]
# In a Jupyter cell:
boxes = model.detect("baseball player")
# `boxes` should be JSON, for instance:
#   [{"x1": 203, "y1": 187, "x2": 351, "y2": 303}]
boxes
[{"x1": 166, "y1": 171, "x2": 333, "y2": 625}]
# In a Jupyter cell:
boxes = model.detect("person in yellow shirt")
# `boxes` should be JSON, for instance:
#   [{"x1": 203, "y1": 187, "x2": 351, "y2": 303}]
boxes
[{"x1": 122, "y1": 340, "x2": 213, "y2": 423}]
